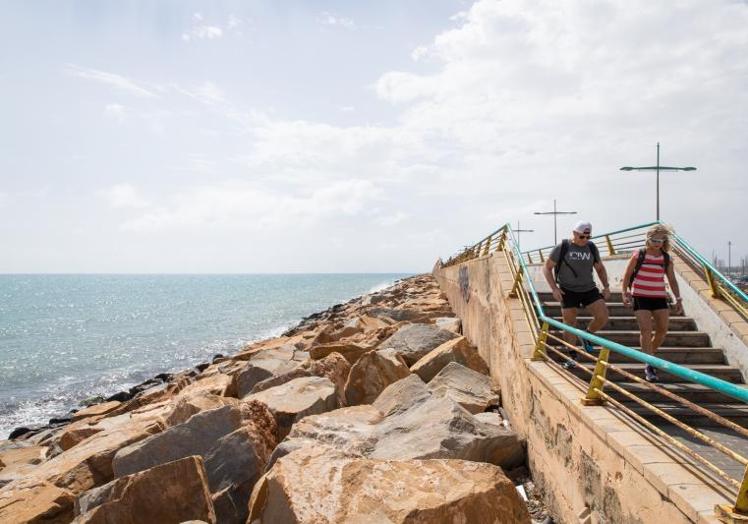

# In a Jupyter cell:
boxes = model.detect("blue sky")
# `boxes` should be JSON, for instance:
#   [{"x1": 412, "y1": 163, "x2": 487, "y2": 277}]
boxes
[{"x1": 1, "y1": 0, "x2": 747, "y2": 272}]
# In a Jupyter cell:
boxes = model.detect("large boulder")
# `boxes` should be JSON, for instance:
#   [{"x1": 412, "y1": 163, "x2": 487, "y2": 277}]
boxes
[
  {"x1": 248, "y1": 447, "x2": 530, "y2": 523},
  {"x1": 344, "y1": 349, "x2": 410, "y2": 406},
  {"x1": 74, "y1": 456, "x2": 216, "y2": 523},
  {"x1": 428, "y1": 362, "x2": 500, "y2": 414},
  {"x1": 112, "y1": 405, "x2": 243, "y2": 478},
  {"x1": 244, "y1": 377, "x2": 338, "y2": 439},
  {"x1": 309, "y1": 342, "x2": 369, "y2": 364},
  {"x1": 228, "y1": 346, "x2": 305, "y2": 398},
  {"x1": 410, "y1": 336, "x2": 489, "y2": 383},
  {"x1": 434, "y1": 316, "x2": 462, "y2": 333},
  {"x1": 378, "y1": 323, "x2": 458, "y2": 366},
  {"x1": 0, "y1": 479, "x2": 75, "y2": 523},
  {"x1": 273, "y1": 376, "x2": 525, "y2": 470},
  {"x1": 164, "y1": 393, "x2": 238, "y2": 427}
]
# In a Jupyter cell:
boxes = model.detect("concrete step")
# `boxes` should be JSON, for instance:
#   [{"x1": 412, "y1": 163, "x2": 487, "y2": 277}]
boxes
[
  {"x1": 620, "y1": 402, "x2": 748, "y2": 428},
  {"x1": 550, "y1": 330, "x2": 712, "y2": 348},
  {"x1": 538, "y1": 291, "x2": 626, "y2": 302},
  {"x1": 547, "y1": 346, "x2": 726, "y2": 365},
  {"x1": 603, "y1": 381, "x2": 748, "y2": 404},
  {"x1": 551, "y1": 316, "x2": 698, "y2": 331},
  {"x1": 544, "y1": 303, "x2": 636, "y2": 316},
  {"x1": 567, "y1": 362, "x2": 744, "y2": 384}
]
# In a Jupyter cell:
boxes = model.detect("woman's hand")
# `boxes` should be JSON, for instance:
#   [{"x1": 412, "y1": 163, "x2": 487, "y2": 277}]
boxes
[
  {"x1": 552, "y1": 287, "x2": 564, "y2": 303},
  {"x1": 623, "y1": 291, "x2": 632, "y2": 308},
  {"x1": 672, "y1": 298, "x2": 684, "y2": 315}
]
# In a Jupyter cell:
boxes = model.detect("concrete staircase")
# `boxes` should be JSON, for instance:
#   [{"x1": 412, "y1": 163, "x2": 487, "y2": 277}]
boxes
[{"x1": 539, "y1": 291, "x2": 748, "y2": 427}]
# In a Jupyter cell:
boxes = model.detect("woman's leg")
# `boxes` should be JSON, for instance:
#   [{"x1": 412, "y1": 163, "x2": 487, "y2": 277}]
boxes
[
  {"x1": 636, "y1": 310, "x2": 654, "y2": 354},
  {"x1": 652, "y1": 308, "x2": 670, "y2": 354}
]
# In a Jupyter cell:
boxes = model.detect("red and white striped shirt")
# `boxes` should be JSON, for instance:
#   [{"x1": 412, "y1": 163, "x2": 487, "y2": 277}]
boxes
[{"x1": 632, "y1": 252, "x2": 668, "y2": 298}]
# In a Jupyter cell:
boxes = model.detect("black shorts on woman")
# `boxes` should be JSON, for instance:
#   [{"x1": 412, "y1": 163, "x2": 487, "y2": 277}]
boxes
[
  {"x1": 633, "y1": 297, "x2": 669, "y2": 311},
  {"x1": 560, "y1": 287, "x2": 603, "y2": 309}
]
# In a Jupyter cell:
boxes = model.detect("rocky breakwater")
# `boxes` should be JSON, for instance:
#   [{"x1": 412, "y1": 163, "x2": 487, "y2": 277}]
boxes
[{"x1": 0, "y1": 274, "x2": 534, "y2": 523}]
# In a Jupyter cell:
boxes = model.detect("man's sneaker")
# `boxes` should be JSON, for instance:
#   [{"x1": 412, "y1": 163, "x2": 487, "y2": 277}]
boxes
[
  {"x1": 581, "y1": 338, "x2": 595, "y2": 354},
  {"x1": 644, "y1": 364, "x2": 659, "y2": 383},
  {"x1": 562, "y1": 350, "x2": 578, "y2": 370}
]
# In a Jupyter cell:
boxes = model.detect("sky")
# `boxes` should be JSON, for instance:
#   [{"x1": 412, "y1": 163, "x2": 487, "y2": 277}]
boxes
[{"x1": 1, "y1": 0, "x2": 746, "y2": 273}]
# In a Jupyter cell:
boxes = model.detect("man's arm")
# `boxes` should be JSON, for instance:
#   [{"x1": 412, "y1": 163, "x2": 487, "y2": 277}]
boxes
[
  {"x1": 543, "y1": 259, "x2": 564, "y2": 302},
  {"x1": 594, "y1": 261, "x2": 611, "y2": 300}
]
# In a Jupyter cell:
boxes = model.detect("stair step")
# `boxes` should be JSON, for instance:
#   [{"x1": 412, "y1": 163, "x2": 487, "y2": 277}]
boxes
[
  {"x1": 619, "y1": 402, "x2": 748, "y2": 427},
  {"x1": 538, "y1": 291, "x2": 625, "y2": 302},
  {"x1": 547, "y1": 346, "x2": 726, "y2": 364},
  {"x1": 602, "y1": 381, "x2": 747, "y2": 404},
  {"x1": 567, "y1": 362, "x2": 744, "y2": 384},
  {"x1": 544, "y1": 303, "x2": 636, "y2": 316},
  {"x1": 550, "y1": 330, "x2": 711, "y2": 348},
  {"x1": 551, "y1": 316, "x2": 697, "y2": 331}
]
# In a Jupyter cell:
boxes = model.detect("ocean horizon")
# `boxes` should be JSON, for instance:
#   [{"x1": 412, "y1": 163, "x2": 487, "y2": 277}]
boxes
[{"x1": 0, "y1": 273, "x2": 412, "y2": 438}]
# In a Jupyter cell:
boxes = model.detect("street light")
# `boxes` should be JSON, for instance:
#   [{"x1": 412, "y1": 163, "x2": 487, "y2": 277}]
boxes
[
  {"x1": 620, "y1": 142, "x2": 697, "y2": 221},
  {"x1": 534, "y1": 199, "x2": 577, "y2": 245},
  {"x1": 514, "y1": 221, "x2": 534, "y2": 251}
]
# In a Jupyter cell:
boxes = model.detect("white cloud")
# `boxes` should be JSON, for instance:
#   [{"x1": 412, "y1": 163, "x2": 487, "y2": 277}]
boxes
[
  {"x1": 319, "y1": 12, "x2": 356, "y2": 30},
  {"x1": 99, "y1": 184, "x2": 150, "y2": 209},
  {"x1": 66, "y1": 65, "x2": 157, "y2": 98},
  {"x1": 104, "y1": 103, "x2": 127, "y2": 123},
  {"x1": 173, "y1": 81, "x2": 226, "y2": 105},
  {"x1": 120, "y1": 180, "x2": 382, "y2": 232},
  {"x1": 182, "y1": 12, "x2": 224, "y2": 41}
]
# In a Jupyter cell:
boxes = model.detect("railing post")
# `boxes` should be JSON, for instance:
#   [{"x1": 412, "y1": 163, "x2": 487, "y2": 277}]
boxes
[
  {"x1": 538, "y1": 250, "x2": 545, "y2": 263},
  {"x1": 496, "y1": 229, "x2": 507, "y2": 252},
  {"x1": 527, "y1": 252, "x2": 533, "y2": 264},
  {"x1": 582, "y1": 347, "x2": 610, "y2": 406},
  {"x1": 704, "y1": 265, "x2": 721, "y2": 298},
  {"x1": 715, "y1": 467, "x2": 748, "y2": 521},
  {"x1": 605, "y1": 234, "x2": 616, "y2": 256},
  {"x1": 532, "y1": 322, "x2": 549, "y2": 361},
  {"x1": 508, "y1": 266, "x2": 524, "y2": 298},
  {"x1": 483, "y1": 235, "x2": 492, "y2": 256}
]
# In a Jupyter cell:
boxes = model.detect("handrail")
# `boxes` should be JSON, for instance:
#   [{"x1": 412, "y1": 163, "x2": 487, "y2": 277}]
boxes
[
  {"x1": 529, "y1": 221, "x2": 659, "y2": 254},
  {"x1": 672, "y1": 231, "x2": 748, "y2": 303}
]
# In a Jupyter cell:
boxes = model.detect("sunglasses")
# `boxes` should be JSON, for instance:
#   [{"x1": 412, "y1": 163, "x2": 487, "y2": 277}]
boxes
[
  {"x1": 576, "y1": 233, "x2": 591, "y2": 239},
  {"x1": 649, "y1": 238, "x2": 666, "y2": 244}
]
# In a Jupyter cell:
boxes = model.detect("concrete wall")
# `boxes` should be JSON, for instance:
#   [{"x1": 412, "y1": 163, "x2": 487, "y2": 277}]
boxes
[{"x1": 434, "y1": 251, "x2": 731, "y2": 524}]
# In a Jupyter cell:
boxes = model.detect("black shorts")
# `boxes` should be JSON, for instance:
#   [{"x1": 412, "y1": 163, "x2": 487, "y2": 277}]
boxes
[
  {"x1": 561, "y1": 288, "x2": 603, "y2": 309},
  {"x1": 633, "y1": 297, "x2": 669, "y2": 311}
]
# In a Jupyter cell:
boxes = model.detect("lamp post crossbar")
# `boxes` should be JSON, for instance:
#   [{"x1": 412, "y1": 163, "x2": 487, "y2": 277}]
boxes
[{"x1": 534, "y1": 199, "x2": 577, "y2": 245}]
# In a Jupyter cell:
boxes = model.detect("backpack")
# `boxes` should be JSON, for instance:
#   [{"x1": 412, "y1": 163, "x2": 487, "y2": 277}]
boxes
[
  {"x1": 628, "y1": 248, "x2": 670, "y2": 287},
  {"x1": 553, "y1": 239, "x2": 600, "y2": 283}
]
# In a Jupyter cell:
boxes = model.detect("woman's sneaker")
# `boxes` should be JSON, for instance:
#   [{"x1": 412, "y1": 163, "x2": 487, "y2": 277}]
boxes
[
  {"x1": 562, "y1": 350, "x2": 578, "y2": 370},
  {"x1": 644, "y1": 364, "x2": 659, "y2": 383}
]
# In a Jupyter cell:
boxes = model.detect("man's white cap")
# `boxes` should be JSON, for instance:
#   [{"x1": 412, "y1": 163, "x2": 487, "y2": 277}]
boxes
[{"x1": 573, "y1": 221, "x2": 592, "y2": 234}]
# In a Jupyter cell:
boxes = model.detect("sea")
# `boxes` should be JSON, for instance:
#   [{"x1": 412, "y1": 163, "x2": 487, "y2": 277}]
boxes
[{"x1": 0, "y1": 273, "x2": 410, "y2": 438}]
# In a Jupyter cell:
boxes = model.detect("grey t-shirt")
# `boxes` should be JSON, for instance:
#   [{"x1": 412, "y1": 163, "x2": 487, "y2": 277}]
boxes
[{"x1": 549, "y1": 241, "x2": 600, "y2": 292}]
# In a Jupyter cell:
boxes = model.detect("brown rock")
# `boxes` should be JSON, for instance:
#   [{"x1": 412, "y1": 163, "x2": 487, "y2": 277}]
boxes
[
  {"x1": 248, "y1": 447, "x2": 530, "y2": 523},
  {"x1": 228, "y1": 346, "x2": 304, "y2": 399},
  {"x1": 378, "y1": 323, "x2": 459, "y2": 366},
  {"x1": 427, "y1": 362, "x2": 500, "y2": 414},
  {"x1": 344, "y1": 349, "x2": 410, "y2": 406},
  {"x1": 164, "y1": 393, "x2": 238, "y2": 427},
  {"x1": 71, "y1": 401, "x2": 122, "y2": 422},
  {"x1": 0, "y1": 479, "x2": 75, "y2": 523},
  {"x1": 309, "y1": 342, "x2": 369, "y2": 364},
  {"x1": 74, "y1": 456, "x2": 216, "y2": 523},
  {"x1": 244, "y1": 377, "x2": 337, "y2": 439},
  {"x1": 410, "y1": 336, "x2": 489, "y2": 383}
]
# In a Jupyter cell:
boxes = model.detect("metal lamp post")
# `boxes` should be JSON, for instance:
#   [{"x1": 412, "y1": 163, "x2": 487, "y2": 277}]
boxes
[
  {"x1": 534, "y1": 199, "x2": 577, "y2": 245},
  {"x1": 515, "y1": 221, "x2": 534, "y2": 251},
  {"x1": 620, "y1": 142, "x2": 697, "y2": 221}
]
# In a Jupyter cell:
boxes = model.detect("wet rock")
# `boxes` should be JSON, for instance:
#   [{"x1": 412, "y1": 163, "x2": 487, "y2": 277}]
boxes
[
  {"x1": 344, "y1": 349, "x2": 410, "y2": 406},
  {"x1": 105, "y1": 391, "x2": 132, "y2": 403},
  {"x1": 71, "y1": 401, "x2": 122, "y2": 422},
  {"x1": 249, "y1": 447, "x2": 530, "y2": 523},
  {"x1": 410, "y1": 336, "x2": 489, "y2": 383},
  {"x1": 74, "y1": 456, "x2": 216, "y2": 523},
  {"x1": 427, "y1": 362, "x2": 500, "y2": 414},
  {"x1": 378, "y1": 323, "x2": 459, "y2": 366}
]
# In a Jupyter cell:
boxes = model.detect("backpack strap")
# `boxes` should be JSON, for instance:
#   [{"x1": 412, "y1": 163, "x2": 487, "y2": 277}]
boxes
[
  {"x1": 554, "y1": 239, "x2": 578, "y2": 283},
  {"x1": 663, "y1": 251, "x2": 671, "y2": 270},
  {"x1": 628, "y1": 248, "x2": 648, "y2": 288},
  {"x1": 588, "y1": 241, "x2": 600, "y2": 263}
]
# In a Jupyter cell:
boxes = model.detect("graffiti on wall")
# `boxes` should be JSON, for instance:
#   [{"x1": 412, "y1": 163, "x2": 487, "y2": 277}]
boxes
[{"x1": 459, "y1": 266, "x2": 470, "y2": 303}]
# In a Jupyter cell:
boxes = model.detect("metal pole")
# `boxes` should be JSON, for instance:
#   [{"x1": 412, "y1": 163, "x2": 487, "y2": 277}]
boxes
[
  {"x1": 515, "y1": 221, "x2": 534, "y2": 251},
  {"x1": 728, "y1": 241, "x2": 732, "y2": 276},
  {"x1": 656, "y1": 142, "x2": 660, "y2": 221},
  {"x1": 553, "y1": 199, "x2": 558, "y2": 245}
]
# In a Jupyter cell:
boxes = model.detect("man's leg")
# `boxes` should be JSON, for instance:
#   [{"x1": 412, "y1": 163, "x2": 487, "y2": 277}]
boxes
[
  {"x1": 585, "y1": 299, "x2": 609, "y2": 333},
  {"x1": 652, "y1": 309, "x2": 670, "y2": 353},
  {"x1": 561, "y1": 307, "x2": 579, "y2": 368}
]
